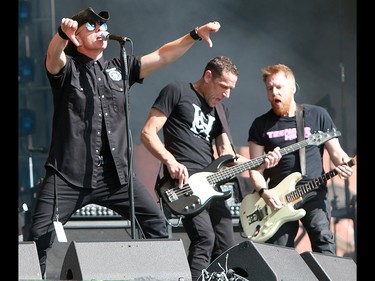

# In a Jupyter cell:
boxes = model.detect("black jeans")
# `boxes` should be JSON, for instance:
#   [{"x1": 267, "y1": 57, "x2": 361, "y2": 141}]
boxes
[
  {"x1": 182, "y1": 198, "x2": 236, "y2": 281},
  {"x1": 27, "y1": 167, "x2": 169, "y2": 278}
]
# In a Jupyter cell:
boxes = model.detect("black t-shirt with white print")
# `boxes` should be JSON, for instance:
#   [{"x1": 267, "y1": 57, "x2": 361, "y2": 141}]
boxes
[{"x1": 152, "y1": 81, "x2": 225, "y2": 176}]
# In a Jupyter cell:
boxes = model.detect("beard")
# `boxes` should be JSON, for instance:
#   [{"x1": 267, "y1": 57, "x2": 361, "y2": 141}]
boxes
[{"x1": 271, "y1": 98, "x2": 291, "y2": 117}]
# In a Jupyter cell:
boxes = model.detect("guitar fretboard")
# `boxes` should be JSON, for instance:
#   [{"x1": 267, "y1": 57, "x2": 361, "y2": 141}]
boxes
[
  {"x1": 207, "y1": 130, "x2": 340, "y2": 185},
  {"x1": 285, "y1": 156, "x2": 356, "y2": 202}
]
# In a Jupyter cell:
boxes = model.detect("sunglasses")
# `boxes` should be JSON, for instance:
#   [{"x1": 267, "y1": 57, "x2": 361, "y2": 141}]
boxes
[
  {"x1": 85, "y1": 21, "x2": 108, "y2": 31},
  {"x1": 76, "y1": 21, "x2": 108, "y2": 35}
]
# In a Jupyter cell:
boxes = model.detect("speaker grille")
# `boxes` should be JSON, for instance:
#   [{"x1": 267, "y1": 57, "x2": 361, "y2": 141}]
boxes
[
  {"x1": 19, "y1": 241, "x2": 43, "y2": 280},
  {"x1": 60, "y1": 239, "x2": 191, "y2": 281},
  {"x1": 199, "y1": 240, "x2": 319, "y2": 281},
  {"x1": 301, "y1": 251, "x2": 356, "y2": 281}
]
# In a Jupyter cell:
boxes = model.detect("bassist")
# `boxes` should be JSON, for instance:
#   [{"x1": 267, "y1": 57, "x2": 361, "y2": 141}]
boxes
[{"x1": 141, "y1": 56, "x2": 281, "y2": 280}]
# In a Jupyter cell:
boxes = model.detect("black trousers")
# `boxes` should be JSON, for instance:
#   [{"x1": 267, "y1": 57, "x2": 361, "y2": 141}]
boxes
[
  {"x1": 266, "y1": 190, "x2": 336, "y2": 255},
  {"x1": 182, "y1": 199, "x2": 236, "y2": 281},
  {"x1": 27, "y1": 167, "x2": 169, "y2": 278}
]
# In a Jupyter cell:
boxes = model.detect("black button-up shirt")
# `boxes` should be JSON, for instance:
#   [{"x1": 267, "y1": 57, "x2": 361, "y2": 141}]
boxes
[{"x1": 45, "y1": 52, "x2": 143, "y2": 188}]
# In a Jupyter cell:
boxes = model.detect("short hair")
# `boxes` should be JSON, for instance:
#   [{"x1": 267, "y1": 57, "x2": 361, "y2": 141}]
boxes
[
  {"x1": 203, "y1": 56, "x2": 239, "y2": 79},
  {"x1": 261, "y1": 64, "x2": 295, "y2": 84}
]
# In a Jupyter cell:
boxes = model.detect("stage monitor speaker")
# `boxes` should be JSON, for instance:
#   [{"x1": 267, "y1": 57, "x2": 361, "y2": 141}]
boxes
[
  {"x1": 300, "y1": 251, "x2": 357, "y2": 281},
  {"x1": 18, "y1": 241, "x2": 43, "y2": 280},
  {"x1": 198, "y1": 240, "x2": 318, "y2": 281},
  {"x1": 60, "y1": 239, "x2": 191, "y2": 281}
]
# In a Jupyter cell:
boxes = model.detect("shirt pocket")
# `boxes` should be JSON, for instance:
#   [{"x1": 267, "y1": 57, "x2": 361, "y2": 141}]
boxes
[
  {"x1": 67, "y1": 80, "x2": 95, "y2": 118},
  {"x1": 106, "y1": 78, "x2": 125, "y2": 113}
]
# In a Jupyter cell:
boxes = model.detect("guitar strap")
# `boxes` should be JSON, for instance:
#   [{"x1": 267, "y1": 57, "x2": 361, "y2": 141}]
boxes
[
  {"x1": 154, "y1": 162, "x2": 164, "y2": 188},
  {"x1": 296, "y1": 103, "x2": 306, "y2": 176},
  {"x1": 215, "y1": 103, "x2": 237, "y2": 157}
]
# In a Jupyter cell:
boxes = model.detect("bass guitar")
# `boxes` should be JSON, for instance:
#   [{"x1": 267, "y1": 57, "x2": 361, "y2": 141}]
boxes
[
  {"x1": 156, "y1": 129, "x2": 341, "y2": 217},
  {"x1": 239, "y1": 155, "x2": 356, "y2": 243}
]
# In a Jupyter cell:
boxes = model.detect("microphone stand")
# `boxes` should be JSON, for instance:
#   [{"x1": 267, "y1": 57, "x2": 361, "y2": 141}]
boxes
[{"x1": 118, "y1": 39, "x2": 136, "y2": 239}]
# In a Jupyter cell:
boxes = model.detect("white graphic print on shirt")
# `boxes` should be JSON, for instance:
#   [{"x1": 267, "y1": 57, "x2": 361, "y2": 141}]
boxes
[{"x1": 190, "y1": 104, "x2": 215, "y2": 142}]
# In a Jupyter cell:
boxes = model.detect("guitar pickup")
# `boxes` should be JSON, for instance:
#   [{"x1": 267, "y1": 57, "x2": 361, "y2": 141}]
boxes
[
  {"x1": 165, "y1": 189, "x2": 178, "y2": 202},
  {"x1": 258, "y1": 206, "x2": 269, "y2": 220},
  {"x1": 248, "y1": 206, "x2": 268, "y2": 223}
]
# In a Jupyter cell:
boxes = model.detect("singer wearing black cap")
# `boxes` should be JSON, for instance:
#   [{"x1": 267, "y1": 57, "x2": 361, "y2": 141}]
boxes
[{"x1": 27, "y1": 6, "x2": 221, "y2": 278}]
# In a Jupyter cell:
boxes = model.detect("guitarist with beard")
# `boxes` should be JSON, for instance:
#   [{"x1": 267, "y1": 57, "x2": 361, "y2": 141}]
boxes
[
  {"x1": 247, "y1": 64, "x2": 353, "y2": 255},
  {"x1": 141, "y1": 56, "x2": 282, "y2": 281}
]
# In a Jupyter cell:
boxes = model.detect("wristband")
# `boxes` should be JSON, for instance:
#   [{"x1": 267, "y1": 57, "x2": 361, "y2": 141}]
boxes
[
  {"x1": 58, "y1": 26, "x2": 69, "y2": 40},
  {"x1": 189, "y1": 27, "x2": 202, "y2": 41},
  {"x1": 258, "y1": 188, "x2": 267, "y2": 197}
]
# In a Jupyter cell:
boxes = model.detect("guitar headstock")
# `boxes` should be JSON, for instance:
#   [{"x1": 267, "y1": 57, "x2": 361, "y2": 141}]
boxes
[{"x1": 306, "y1": 129, "x2": 341, "y2": 146}]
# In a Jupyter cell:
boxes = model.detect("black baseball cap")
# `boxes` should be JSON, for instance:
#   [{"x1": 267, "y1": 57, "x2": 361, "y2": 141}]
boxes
[{"x1": 72, "y1": 7, "x2": 110, "y2": 27}]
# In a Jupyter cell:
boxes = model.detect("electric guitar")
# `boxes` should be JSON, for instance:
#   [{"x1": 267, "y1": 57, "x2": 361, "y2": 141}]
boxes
[
  {"x1": 156, "y1": 129, "x2": 341, "y2": 217},
  {"x1": 239, "y1": 155, "x2": 356, "y2": 243}
]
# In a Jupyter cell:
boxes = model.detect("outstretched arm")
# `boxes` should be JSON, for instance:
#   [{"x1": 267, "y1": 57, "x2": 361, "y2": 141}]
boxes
[
  {"x1": 140, "y1": 21, "x2": 221, "y2": 78},
  {"x1": 45, "y1": 18, "x2": 82, "y2": 74}
]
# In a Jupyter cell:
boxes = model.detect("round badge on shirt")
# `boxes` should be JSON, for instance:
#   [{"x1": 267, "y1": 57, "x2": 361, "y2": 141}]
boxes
[{"x1": 108, "y1": 69, "x2": 122, "y2": 81}]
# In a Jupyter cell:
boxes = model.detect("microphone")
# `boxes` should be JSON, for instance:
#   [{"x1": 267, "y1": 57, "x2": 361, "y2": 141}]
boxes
[{"x1": 101, "y1": 31, "x2": 130, "y2": 43}]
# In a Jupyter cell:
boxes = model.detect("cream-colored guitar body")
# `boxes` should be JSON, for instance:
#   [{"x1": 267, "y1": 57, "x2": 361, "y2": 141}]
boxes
[{"x1": 240, "y1": 172, "x2": 305, "y2": 243}]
